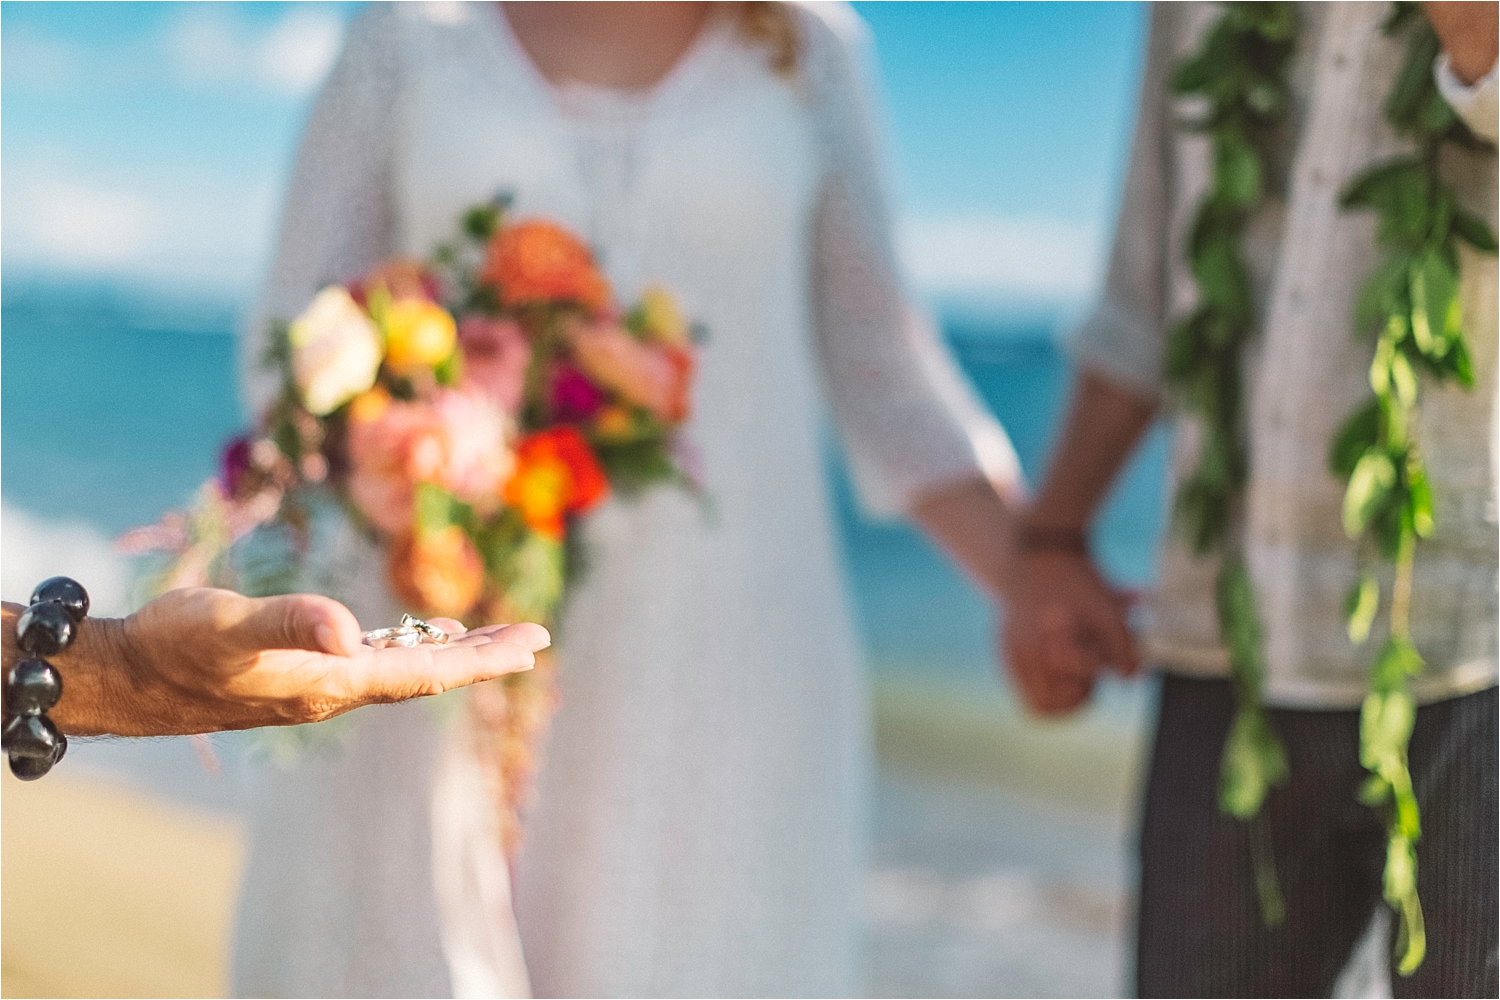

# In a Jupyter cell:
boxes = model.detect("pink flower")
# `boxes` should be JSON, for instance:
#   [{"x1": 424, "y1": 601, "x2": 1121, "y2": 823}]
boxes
[
  {"x1": 564, "y1": 317, "x2": 695, "y2": 423},
  {"x1": 551, "y1": 364, "x2": 605, "y2": 423},
  {"x1": 346, "y1": 390, "x2": 448, "y2": 533},
  {"x1": 345, "y1": 387, "x2": 513, "y2": 533},
  {"x1": 432, "y1": 388, "x2": 514, "y2": 507},
  {"x1": 459, "y1": 316, "x2": 531, "y2": 417}
]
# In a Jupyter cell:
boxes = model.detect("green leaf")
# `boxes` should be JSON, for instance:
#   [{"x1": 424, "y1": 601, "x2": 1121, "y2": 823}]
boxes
[
  {"x1": 1370, "y1": 637, "x2": 1425, "y2": 691},
  {"x1": 1354, "y1": 252, "x2": 1413, "y2": 335},
  {"x1": 1407, "y1": 457, "x2": 1434, "y2": 537},
  {"x1": 1395, "y1": 885, "x2": 1427, "y2": 976},
  {"x1": 1219, "y1": 706, "x2": 1289, "y2": 819},
  {"x1": 1215, "y1": 133, "x2": 1262, "y2": 207},
  {"x1": 1446, "y1": 334, "x2": 1476, "y2": 389},
  {"x1": 1329, "y1": 398, "x2": 1382, "y2": 479},
  {"x1": 1360, "y1": 688, "x2": 1416, "y2": 768},
  {"x1": 413, "y1": 482, "x2": 458, "y2": 535},
  {"x1": 1192, "y1": 233, "x2": 1253, "y2": 321},
  {"x1": 1384, "y1": 832, "x2": 1417, "y2": 902},
  {"x1": 1358, "y1": 773, "x2": 1392, "y2": 806},
  {"x1": 1370, "y1": 336, "x2": 1395, "y2": 395},
  {"x1": 1389, "y1": 349, "x2": 1418, "y2": 408},
  {"x1": 433, "y1": 348, "x2": 463, "y2": 387},
  {"x1": 1409, "y1": 252, "x2": 1457, "y2": 355},
  {"x1": 1345, "y1": 574, "x2": 1380, "y2": 644},
  {"x1": 1343, "y1": 450, "x2": 1397, "y2": 537},
  {"x1": 498, "y1": 530, "x2": 566, "y2": 623},
  {"x1": 1451, "y1": 208, "x2": 1499, "y2": 254}
]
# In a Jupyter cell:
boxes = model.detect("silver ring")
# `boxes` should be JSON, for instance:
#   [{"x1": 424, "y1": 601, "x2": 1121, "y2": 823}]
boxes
[
  {"x1": 362, "y1": 626, "x2": 422, "y2": 649},
  {"x1": 400, "y1": 614, "x2": 450, "y2": 645}
]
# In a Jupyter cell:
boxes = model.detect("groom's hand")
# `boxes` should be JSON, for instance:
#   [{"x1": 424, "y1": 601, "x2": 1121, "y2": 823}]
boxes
[
  {"x1": 21, "y1": 588, "x2": 550, "y2": 737},
  {"x1": 1001, "y1": 547, "x2": 1138, "y2": 716}
]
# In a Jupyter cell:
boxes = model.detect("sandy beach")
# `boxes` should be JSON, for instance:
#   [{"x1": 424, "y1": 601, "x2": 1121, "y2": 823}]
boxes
[{"x1": 1, "y1": 675, "x2": 1152, "y2": 999}]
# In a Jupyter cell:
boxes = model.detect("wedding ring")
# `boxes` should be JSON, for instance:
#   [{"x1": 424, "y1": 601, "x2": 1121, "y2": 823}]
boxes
[
  {"x1": 361, "y1": 615, "x2": 451, "y2": 649},
  {"x1": 400, "y1": 614, "x2": 450, "y2": 645},
  {"x1": 361, "y1": 626, "x2": 422, "y2": 649}
]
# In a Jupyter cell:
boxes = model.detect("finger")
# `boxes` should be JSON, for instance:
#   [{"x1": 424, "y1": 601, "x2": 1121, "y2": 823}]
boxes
[
  {"x1": 353, "y1": 640, "x2": 538, "y2": 703},
  {"x1": 236, "y1": 593, "x2": 363, "y2": 657},
  {"x1": 426, "y1": 617, "x2": 467, "y2": 637},
  {"x1": 443, "y1": 622, "x2": 550, "y2": 652},
  {"x1": 1084, "y1": 594, "x2": 1140, "y2": 677}
]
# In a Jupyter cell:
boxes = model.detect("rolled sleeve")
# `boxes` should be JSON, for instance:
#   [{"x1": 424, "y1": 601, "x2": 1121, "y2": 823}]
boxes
[{"x1": 1435, "y1": 52, "x2": 1499, "y2": 144}]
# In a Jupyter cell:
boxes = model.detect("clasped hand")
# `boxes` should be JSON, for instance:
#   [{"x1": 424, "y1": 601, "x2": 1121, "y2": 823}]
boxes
[{"x1": 1001, "y1": 546, "x2": 1139, "y2": 716}]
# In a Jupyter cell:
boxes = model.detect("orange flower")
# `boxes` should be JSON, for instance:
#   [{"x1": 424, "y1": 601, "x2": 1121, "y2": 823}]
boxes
[
  {"x1": 502, "y1": 427, "x2": 609, "y2": 538},
  {"x1": 388, "y1": 525, "x2": 486, "y2": 619},
  {"x1": 481, "y1": 219, "x2": 611, "y2": 314}
]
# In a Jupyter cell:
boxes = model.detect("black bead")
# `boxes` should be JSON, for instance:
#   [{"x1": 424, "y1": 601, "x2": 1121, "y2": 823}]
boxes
[
  {"x1": 16, "y1": 601, "x2": 74, "y2": 657},
  {"x1": 2, "y1": 713, "x2": 60, "y2": 759},
  {"x1": 51, "y1": 730, "x2": 67, "y2": 765},
  {"x1": 6, "y1": 659, "x2": 62, "y2": 716},
  {"x1": 29, "y1": 576, "x2": 89, "y2": 623},
  {"x1": 8, "y1": 753, "x2": 53, "y2": 781}
]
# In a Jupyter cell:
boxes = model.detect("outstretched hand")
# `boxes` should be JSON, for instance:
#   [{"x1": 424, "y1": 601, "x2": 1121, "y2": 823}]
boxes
[
  {"x1": 11, "y1": 588, "x2": 550, "y2": 738},
  {"x1": 1001, "y1": 549, "x2": 1139, "y2": 716}
]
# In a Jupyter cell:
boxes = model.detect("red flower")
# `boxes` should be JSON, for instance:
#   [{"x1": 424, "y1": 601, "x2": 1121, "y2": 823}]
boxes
[
  {"x1": 502, "y1": 428, "x2": 609, "y2": 538},
  {"x1": 481, "y1": 219, "x2": 611, "y2": 314}
]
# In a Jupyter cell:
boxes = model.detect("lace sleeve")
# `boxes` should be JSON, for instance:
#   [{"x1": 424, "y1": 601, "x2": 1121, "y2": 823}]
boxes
[
  {"x1": 239, "y1": 6, "x2": 402, "y2": 420},
  {"x1": 799, "y1": 5, "x2": 1021, "y2": 518}
]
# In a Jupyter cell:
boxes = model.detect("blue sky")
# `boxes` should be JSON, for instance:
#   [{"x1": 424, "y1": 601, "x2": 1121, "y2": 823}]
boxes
[{"x1": 1, "y1": 1, "x2": 1146, "y2": 310}]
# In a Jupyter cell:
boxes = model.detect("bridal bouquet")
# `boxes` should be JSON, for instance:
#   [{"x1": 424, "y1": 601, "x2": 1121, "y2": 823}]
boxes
[{"x1": 122, "y1": 197, "x2": 701, "y2": 851}]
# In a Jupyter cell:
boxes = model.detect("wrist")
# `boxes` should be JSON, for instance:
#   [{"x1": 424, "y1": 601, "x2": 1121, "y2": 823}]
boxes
[{"x1": 45, "y1": 615, "x2": 139, "y2": 737}]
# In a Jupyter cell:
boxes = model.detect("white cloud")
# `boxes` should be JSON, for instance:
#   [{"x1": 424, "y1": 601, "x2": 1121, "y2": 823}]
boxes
[
  {"x1": 2, "y1": 503, "x2": 131, "y2": 617},
  {"x1": 257, "y1": 9, "x2": 345, "y2": 95},
  {"x1": 899, "y1": 215, "x2": 1104, "y2": 306},
  {"x1": 3, "y1": 167, "x2": 278, "y2": 295},
  {"x1": 169, "y1": 6, "x2": 343, "y2": 96},
  {"x1": 5, "y1": 179, "x2": 166, "y2": 267}
]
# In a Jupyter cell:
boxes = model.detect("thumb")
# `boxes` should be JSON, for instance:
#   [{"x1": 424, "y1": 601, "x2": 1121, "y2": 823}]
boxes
[{"x1": 236, "y1": 593, "x2": 364, "y2": 657}]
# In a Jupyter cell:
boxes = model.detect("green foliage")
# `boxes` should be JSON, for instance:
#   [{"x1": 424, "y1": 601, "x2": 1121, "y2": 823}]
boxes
[
  {"x1": 1169, "y1": 3, "x2": 1296, "y2": 920},
  {"x1": 1326, "y1": 5, "x2": 1496, "y2": 974}
]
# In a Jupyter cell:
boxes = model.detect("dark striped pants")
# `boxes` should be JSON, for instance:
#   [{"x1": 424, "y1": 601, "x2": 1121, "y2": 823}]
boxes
[{"x1": 1136, "y1": 676, "x2": 1498, "y2": 998}]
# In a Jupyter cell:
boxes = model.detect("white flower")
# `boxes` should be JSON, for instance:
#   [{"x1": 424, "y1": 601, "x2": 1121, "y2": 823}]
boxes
[{"x1": 289, "y1": 287, "x2": 383, "y2": 416}]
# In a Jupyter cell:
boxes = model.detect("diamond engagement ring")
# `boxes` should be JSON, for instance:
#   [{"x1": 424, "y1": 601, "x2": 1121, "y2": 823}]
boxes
[{"x1": 362, "y1": 615, "x2": 450, "y2": 649}]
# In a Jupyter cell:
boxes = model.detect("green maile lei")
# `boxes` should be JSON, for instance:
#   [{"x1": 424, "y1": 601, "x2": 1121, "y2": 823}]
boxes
[{"x1": 1168, "y1": 1, "x2": 1496, "y2": 974}]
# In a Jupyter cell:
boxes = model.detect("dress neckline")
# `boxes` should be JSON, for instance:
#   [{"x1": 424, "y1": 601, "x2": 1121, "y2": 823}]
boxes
[{"x1": 483, "y1": 4, "x2": 735, "y2": 122}]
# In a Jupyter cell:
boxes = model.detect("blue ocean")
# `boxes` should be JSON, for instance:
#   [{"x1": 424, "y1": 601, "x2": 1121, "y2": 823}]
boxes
[{"x1": 1, "y1": 278, "x2": 1170, "y2": 689}]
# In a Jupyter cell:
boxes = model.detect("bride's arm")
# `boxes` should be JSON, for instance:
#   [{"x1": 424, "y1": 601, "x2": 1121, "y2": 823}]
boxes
[
  {"x1": 800, "y1": 8, "x2": 1022, "y2": 594},
  {"x1": 240, "y1": 6, "x2": 404, "y2": 419}
]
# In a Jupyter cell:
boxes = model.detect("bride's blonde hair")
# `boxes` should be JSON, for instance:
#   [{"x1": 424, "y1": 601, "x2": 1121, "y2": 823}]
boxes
[{"x1": 737, "y1": 1, "x2": 801, "y2": 77}]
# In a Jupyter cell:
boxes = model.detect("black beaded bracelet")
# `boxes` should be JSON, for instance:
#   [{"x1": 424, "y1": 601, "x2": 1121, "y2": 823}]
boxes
[{"x1": 3, "y1": 577, "x2": 88, "y2": 781}]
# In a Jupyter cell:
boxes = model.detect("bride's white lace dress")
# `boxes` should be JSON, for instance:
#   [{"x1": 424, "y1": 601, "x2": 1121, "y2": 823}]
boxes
[{"x1": 231, "y1": 4, "x2": 1017, "y2": 996}]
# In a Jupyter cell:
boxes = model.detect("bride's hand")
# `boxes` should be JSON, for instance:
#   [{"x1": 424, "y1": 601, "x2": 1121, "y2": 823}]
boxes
[{"x1": 5, "y1": 588, "x2": 549, "y2": 738}]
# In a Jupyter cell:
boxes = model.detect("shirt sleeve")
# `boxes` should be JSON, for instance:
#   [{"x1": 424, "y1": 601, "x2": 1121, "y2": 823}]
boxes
[
  {"x1": 1435, "y1": 52, "x2": 1499, "y2": 145},
  {"x1": 1065, "y1": 5, "x2": 1175, "y2": 400},
  {"x1": 799, "y1": 4, "x2": 1022, "y2": 517},
  {"x1": 239, "y1": 6, "x2": 403, "y2": 420}
]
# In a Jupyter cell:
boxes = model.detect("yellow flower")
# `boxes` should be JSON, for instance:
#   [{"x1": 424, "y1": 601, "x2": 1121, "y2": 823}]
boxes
[
  {"x1": 383, "y1": 298, "x2": 458, "y2": 374},
  {"x1": 289, "y1": 287, "x2": 384, "y2": 416},
  {"x1": 593, "y1": 404, "x2": 636, "y2": 442},
  {"x1": 638, "y1": 285, "x2": 690, "y2": 345}
]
